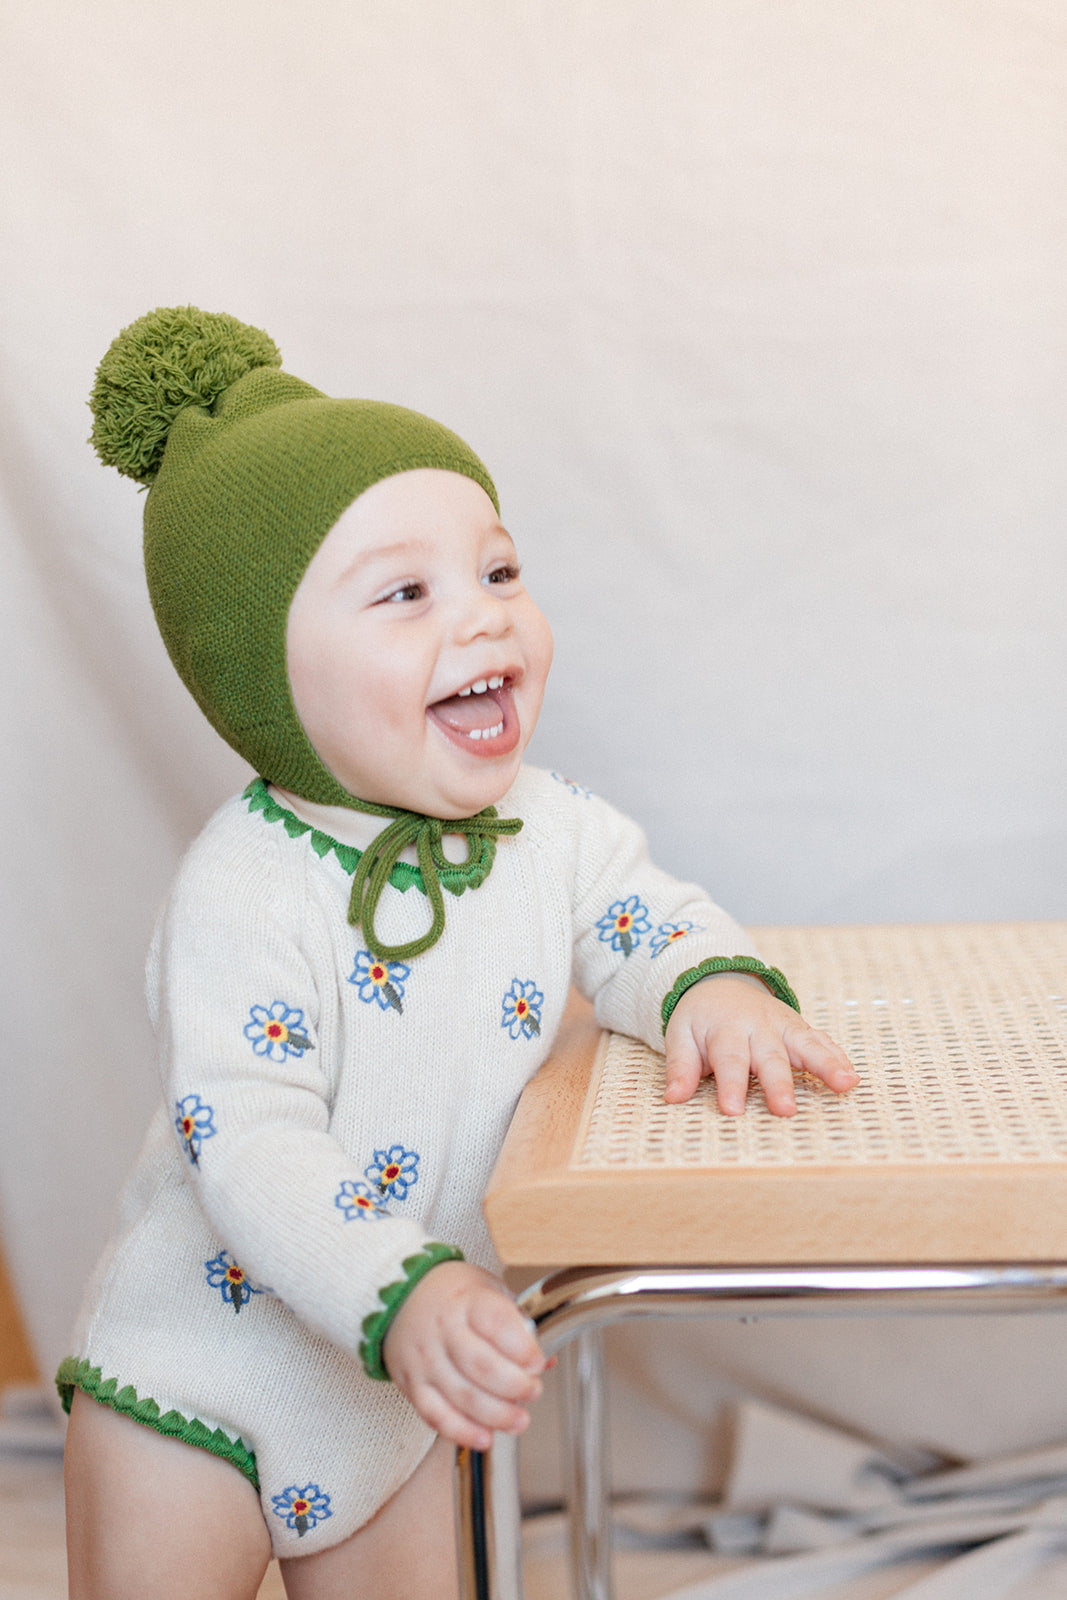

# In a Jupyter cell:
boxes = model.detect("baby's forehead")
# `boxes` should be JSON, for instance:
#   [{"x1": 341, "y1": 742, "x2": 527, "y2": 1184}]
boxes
[{"x1": 313, "y1": 470, "x2": 513, "y2": 574}]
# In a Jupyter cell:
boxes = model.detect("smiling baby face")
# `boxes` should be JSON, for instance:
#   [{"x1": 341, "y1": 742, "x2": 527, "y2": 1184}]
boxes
[{"x1": 285, "y1": 468, "x2": 554, "y2": 820}]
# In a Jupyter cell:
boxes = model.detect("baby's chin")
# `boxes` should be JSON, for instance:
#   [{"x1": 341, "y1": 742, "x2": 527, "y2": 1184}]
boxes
[
  {"x1": 338, "y1": 761, "x2": 519, "y2": 821},
  {"x1": 422, "y1": 765, "x2": 522, "y2": 821},
  {"x1": 306, "y1": 740, "x2": 520, "y2": 819},
  {"x1": 413, "y1": 722, "x2": 528, "y2": 817}
]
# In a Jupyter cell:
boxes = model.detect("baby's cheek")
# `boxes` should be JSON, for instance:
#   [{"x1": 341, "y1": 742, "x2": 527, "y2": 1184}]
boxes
[
  {"x1": 520, "y1": 604, "x2": 554, "y2": 718},
  {"x1": 532, "y1": 607, "x2": 554, "y2": 680}
]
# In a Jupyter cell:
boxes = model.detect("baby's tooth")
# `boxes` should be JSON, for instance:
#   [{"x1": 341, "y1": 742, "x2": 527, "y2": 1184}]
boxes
[
  {"x1": 458, "y1": 686, "x2": 472, "y2": 697},
  {"x1": 472, "y1": 679, "x2": 488, "y2": 694},
  {"x1": 489, "y1": 675, "x2": 503, "y2": 689},
  {"x1": 468, "y1": 727, "x2": 482, "y2": 740}
]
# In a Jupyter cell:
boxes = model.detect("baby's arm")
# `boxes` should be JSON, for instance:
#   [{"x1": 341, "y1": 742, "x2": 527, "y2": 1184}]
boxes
[
  {"x1": 382, "y1": 1000, "x2": 856, "y2": 1443},
  {"x1": 663, "y1": 970, "x2": 858, "y2": 1115},
  {"x1": 561, "y1": 781, "x2": 857, "y2": 1116},
  {"x1": 383, "y1": 1261, "x2": 545, "y2": 1451},
  {"x1": 149, "y1": 815, "x2": 457, "y2": 1368}
]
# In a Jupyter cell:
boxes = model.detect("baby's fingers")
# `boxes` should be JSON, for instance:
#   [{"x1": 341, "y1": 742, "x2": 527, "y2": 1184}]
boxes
[
  {"x1": 405, "y1": 1379, "x2": 498, "y2": 1453},
  {"x1": 748, "y1": 1035, "x2": 797, "y2": 1118},
  {"x1": 705, "y1": 1030, "x2": 758, "y2": 1117},
  {"x1": 431, "y1": 1335, "x2": 540, "y2": 1441},
  {"x1": 785, "y1": 1024, "x2": 860, "y2": 1093},
  {"x1": 445, "y1": 1324, "x2": 543, "y2": 1410},
  {"x1": 663, "y1": 1027, "x2": 706, "y2": 1104},
  {"x1": 468, "y1": 1293, "x2": 544, "y2": 1375}
]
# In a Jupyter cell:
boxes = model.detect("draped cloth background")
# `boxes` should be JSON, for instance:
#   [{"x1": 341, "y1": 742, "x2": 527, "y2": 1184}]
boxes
[{"x1": 2, "y1": 0, "x2": 1065, "y2": 1509}]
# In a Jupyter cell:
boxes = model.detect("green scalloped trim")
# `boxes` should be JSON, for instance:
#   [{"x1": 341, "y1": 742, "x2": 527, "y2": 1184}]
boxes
[
  {"x1": 359, "y1": 1243, "x2": 465, "y2": 1381},
  {"x1": 244, "y1": 779, "x2": 492, "y2": 899},
  {"x1": 245, "y1": 777, "x2": 420, "y2": 891},
  {"x1": 660, "y1": 955, "x2": 801, "y2": 1032},
  {"x1": 55, "y1": 1356, "x2": 259, "y2": 1489}
]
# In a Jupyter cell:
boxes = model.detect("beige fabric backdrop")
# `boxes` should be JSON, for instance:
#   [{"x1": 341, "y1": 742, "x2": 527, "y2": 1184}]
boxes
[{"x1": 2, "y1": 0, "x2": 1065, "y2": 1494}]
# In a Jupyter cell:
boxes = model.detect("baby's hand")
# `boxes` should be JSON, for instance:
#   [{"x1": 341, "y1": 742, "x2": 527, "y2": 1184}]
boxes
[
  {"x1": 663, "y1": 972, "x2": 859, "y2": 1117},
  {"x1": 382, "y1": 1260, "x2": 546, "y2": 1451}
]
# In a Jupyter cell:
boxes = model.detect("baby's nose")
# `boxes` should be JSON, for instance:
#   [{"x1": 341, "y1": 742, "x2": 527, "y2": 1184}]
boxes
[{"x1": 456, "y1": 585, "x2": 511, "y2": 641}]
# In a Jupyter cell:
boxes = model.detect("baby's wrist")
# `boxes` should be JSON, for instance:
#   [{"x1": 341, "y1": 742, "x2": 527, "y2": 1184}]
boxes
[
  {"x1": 359, "y1": 1242, "x2": 465, "y2": 1381},
  {"x1": 660, "y1": 955, "x2": 800, "y2": 1032}
]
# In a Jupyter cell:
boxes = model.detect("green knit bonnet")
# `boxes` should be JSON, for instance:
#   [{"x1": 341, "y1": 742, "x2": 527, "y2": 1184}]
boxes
[
  {"x1": 89, "y1": 305, "x2": 500, "y2": 807},
  {"x1": 90, "y1": 306, "x2": 520, "y2": 959}
]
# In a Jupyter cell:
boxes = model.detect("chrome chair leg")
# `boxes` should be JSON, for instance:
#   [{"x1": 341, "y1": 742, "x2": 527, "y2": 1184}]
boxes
[
  {"x1": 455, "y1": 1262, "x2": 1067, "y2": 1600},
  {"x1": 455, "y1": 1431, "x2": 523, "y2": 1600},
  {"x1": 562, "y1": 1328, "x2": 614, "y2": 1600}
]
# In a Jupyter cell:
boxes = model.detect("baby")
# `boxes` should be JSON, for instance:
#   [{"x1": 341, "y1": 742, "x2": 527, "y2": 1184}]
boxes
[{"x1": 61, "y1": 307, "x2": 858, "y2": 1600}]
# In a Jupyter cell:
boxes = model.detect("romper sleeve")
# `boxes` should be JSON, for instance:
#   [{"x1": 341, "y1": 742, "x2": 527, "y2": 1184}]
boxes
[
  {"x1": 147, "y1": 812, "x2": 460, "y2": 1380},
  {"x1": 566, "y1": 787, "x2": 798, "y2": 1048}
]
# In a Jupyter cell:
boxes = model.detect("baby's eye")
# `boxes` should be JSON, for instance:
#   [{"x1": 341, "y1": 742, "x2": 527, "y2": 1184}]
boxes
[
  {"x1": 380, "y1": 581, "x2": 425, "y2": 604},
  {"x1": 484, "y1": 564, "x2": 520, "y2": 586}
]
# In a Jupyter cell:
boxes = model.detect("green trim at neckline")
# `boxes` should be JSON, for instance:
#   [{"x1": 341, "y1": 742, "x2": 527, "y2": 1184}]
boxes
[
  {"x1": 56, "y1": 1356, "x2": 259, "y2": 1489},
  {"x1": 245, "y1": 778, "x2": 494, "y2": 899},
  {"x1": 245, "y1": 777, "x2": 422, "y2": 891}
]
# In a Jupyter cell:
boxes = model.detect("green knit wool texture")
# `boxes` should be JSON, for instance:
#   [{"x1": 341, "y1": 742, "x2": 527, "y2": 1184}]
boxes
[{"x1": 89, "y1": 306, "x2": 499, "y2": 808}]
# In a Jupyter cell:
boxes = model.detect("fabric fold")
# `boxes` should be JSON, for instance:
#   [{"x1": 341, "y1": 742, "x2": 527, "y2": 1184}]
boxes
[{"x1": 651, "y1": 1400, "x2": 1067, "y2": 1598}]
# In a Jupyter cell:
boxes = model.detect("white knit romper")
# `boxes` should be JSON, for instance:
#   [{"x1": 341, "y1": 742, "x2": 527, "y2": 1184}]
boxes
[{"x1": 60, "y1": 765, "x2": 761, "y2": 1556}]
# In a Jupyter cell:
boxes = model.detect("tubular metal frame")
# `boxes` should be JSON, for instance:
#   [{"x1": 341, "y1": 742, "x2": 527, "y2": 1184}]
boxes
[{"x1": 454, "y1": 1262, "x2": 1067, "y2": 1600}]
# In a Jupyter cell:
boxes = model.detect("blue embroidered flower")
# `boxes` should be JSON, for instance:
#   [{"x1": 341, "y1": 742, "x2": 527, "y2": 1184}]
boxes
[
  {"x1": 650, "y1": 921, "x2": 704, "y2": 959},
  {"x1": 174, "y1": 1095, "x2": 216, "y2": 1165},
  {"x1": 501, "y1": 978, "x2": 544, "y2": 1039},
  {"x1": 365, "y1": 1145, "x2": 420, "y2": 1200},
  {"x1": 550, "y1": 771, "x2": 591, "y2": 798},
  {"x1": 244, "y1": 1002, "x2": 314, "y2": 1060},
  {"x1": 596, "y1": 895, "x2": 651, "y2": 957},
  {"x1": 271, "y1": 1483, "x2": 332, "y2": 1538},
  {"x1": 335, "y1": 1179, "x2": 388, "y2": 1222},
  {"x1": 204, "y1": 1250, "x2": 265, "y2": 1313},
  {"x1": 349, "y1": 951, "x2": 409, "y2": 1013}
]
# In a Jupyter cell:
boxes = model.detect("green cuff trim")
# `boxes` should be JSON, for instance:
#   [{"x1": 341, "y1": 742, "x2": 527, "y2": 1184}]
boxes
[
  {"x1": 55, "y1": 1356, "x2": 259, "y2": 1489},
  {"x1": 660, "y1": 955, "x2": 801, "y2": 1032},
  {"x1": 359, "y1": 1242, "x2": 465, "y2": 1381}
]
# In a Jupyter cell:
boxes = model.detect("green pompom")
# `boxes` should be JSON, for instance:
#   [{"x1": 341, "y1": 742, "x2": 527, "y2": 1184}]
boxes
[{"x1": 89, "y1": 305, "x2": 282, "y2": 484}]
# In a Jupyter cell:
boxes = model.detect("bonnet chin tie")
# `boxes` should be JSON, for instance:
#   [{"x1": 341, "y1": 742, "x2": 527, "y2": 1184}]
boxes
[{"x1": 345, "y1": 801, "x2": 523, "y2": 963}]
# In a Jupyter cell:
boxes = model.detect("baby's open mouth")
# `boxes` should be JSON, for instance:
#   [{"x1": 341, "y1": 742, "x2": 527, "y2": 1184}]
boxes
[{"x1": 427, "y1": 675, "x2": 519, "y2": 755}]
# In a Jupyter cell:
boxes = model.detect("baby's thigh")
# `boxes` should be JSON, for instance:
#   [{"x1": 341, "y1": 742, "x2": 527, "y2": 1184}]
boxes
[
  {"x1": 279, "y1": 1435, "x2": 457, "y2": 1600},
  {"x1": 64, "y1": 1389, "x2": 271, "y2": 1600}
]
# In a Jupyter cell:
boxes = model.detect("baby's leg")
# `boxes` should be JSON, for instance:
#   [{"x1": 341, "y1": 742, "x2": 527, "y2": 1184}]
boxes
[
  {"x1": 279, "y1": 1435, "x2": 457, "y2": 1600},
  {"x1": 65, "y1": 1388, "x2": 272, "y2": 1599}
]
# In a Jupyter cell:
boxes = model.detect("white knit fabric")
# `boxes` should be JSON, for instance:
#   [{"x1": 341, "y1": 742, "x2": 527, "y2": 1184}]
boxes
[{"x1": 65, "y1": 764, "x2": 758, "y2": 1555}]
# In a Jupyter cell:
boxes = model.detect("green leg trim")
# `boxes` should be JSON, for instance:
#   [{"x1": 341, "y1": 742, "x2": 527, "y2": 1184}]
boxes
[{"x1": 56, "y1": 1356, "x2": 259, "y2": 1491}]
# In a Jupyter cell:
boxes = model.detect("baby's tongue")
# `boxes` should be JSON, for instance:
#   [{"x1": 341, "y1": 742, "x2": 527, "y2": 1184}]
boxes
[{"x1": 430, "y1": 690, "x2": 502, "y2": 734}]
